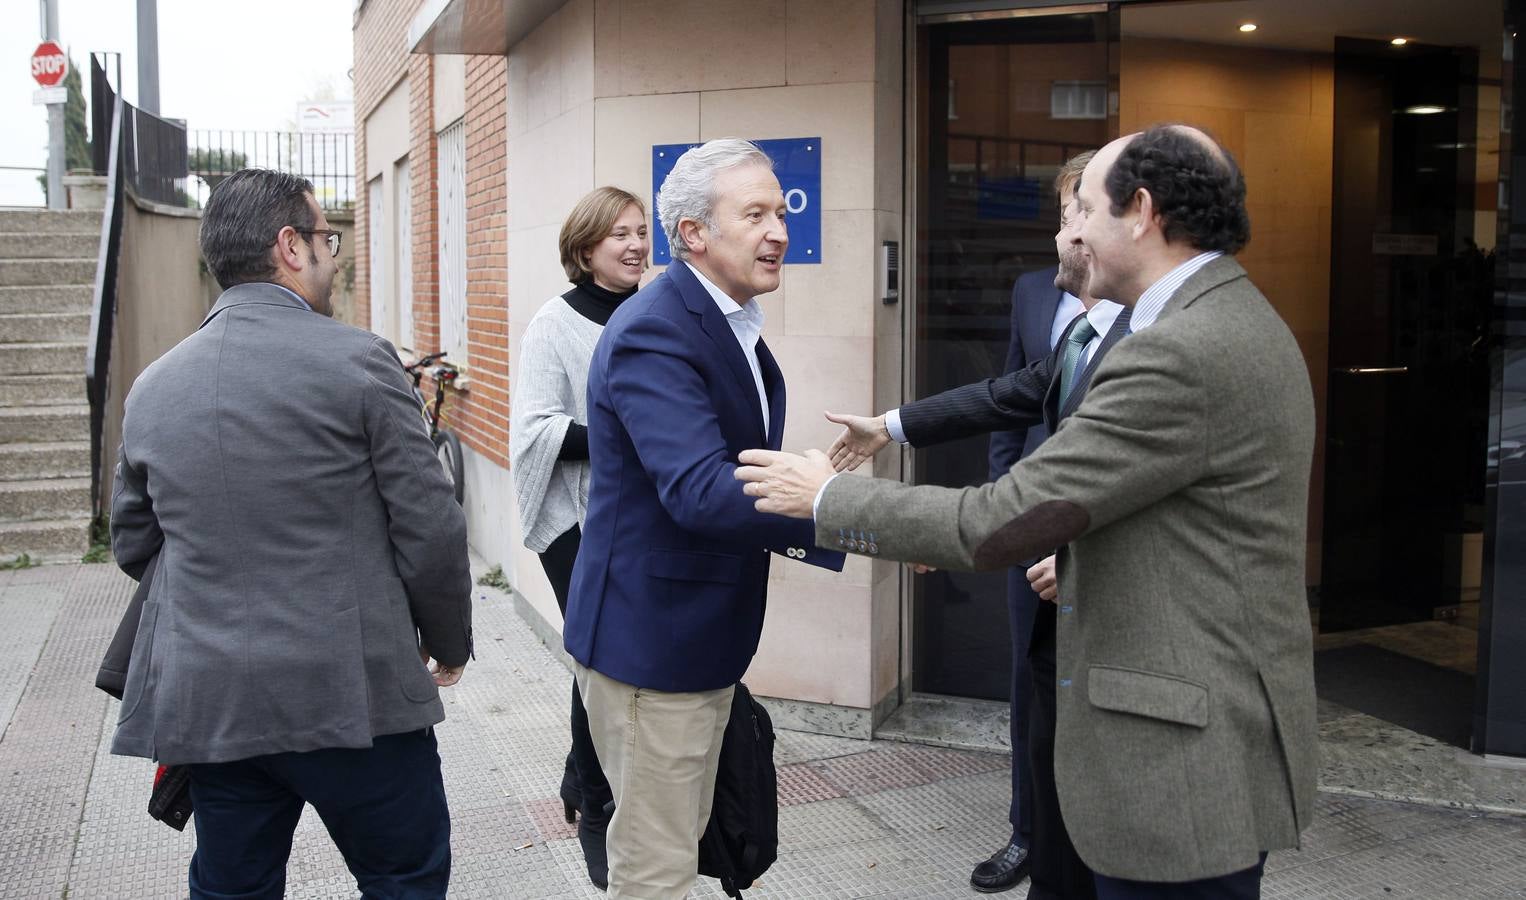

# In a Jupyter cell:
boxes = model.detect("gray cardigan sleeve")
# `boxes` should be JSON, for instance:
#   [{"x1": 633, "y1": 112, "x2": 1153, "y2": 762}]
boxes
[{"x1": 510, "y1": 306, "x2": 579, "y2": 552}]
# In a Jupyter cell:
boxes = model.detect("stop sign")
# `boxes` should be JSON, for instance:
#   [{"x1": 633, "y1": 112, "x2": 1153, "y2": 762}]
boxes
[{"x1": 31, "y1": 42, "x2": 67, "y2": 88}]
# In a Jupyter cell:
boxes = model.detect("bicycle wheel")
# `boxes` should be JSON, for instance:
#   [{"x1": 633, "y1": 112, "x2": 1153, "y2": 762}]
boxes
[{"x1": 433, "y1": 429, "x2": 465, "y2": 505}]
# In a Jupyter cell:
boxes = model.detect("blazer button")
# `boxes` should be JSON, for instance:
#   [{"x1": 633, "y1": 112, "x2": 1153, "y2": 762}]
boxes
[
  {"x1": 1060, "y1": 604, "x2": 1073, "y2": 614},
  {"x1": 1059, "y1": 678, "x2": 1072, "y2": 688}
]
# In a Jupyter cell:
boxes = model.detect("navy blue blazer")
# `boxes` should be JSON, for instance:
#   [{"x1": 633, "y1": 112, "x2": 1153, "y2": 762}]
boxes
[
  {"x1": 987, "y1": 266, "x2": 1064, "y2": 481},
  {"x1": 564, "y1": 260, "x2": 845, "y2": 693}
]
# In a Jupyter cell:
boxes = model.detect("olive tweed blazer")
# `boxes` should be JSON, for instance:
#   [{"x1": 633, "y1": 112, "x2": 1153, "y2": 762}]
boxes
[{"x1": 818, "y1": 256, "x2": 1318, "y2": 882}]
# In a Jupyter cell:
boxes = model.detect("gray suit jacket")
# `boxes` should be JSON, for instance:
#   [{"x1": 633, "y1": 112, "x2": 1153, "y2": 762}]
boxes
[
  {"x1": 818, "y1": 257, "x2": 1317, "y2": 881},
  {"x1": 110, "y1": 282, "x2": 472, "y2": 765}
]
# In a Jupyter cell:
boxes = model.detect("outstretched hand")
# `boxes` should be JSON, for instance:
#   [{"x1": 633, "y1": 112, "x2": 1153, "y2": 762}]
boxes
[
  {"x1": 825, "y1": 411, "x2": 891, "y2": 472},
  {"x1": 735, "y1": 448, "x2": 836, "y2": 519}
]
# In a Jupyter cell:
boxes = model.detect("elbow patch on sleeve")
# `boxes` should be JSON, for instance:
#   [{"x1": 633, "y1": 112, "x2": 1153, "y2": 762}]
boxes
[{"x1": 972, "y1": 500, "x2": 1090, "y2": 570}]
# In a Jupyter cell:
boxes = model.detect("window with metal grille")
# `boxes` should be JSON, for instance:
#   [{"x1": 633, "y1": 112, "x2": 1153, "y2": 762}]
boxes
[
  {"x1": 394, "y1": 156, "x2": 414, "y2": 350},
  {"x1": 367, "y1": 175, "x2": 388, "y2": 338},
  {"x1": 437, "y1": 119, "x2": 468, "y2": 368},
  {"x1": 1050, "y1": 81, "x2": 1107, "y2": 120}
]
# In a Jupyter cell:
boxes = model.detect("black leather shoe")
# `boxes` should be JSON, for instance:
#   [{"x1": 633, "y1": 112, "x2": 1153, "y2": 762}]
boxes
[{"x1": 969, "y1": 839, "x2": 1030, "y2": 893}]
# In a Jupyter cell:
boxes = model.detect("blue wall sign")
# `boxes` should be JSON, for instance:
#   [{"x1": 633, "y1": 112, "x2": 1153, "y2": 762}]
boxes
[{"x1": 650, "y1": 137, "x2": 822, "y2": 265}]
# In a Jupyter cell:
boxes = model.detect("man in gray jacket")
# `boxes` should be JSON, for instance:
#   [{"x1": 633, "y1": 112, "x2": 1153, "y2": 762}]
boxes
[
  {"x1": 736, "y1": 126, "x2": 1317, "y2": 899},
  {"x1": 111, "y1": 168, "x2": 472, "y2": 899}
]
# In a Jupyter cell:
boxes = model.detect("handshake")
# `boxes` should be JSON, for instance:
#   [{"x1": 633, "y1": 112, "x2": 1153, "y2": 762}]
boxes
[
  {"x1": 733, "y1": 411, "x2": 1060, "y2": 600},
  {"x1": 733, "y1": 410, "x2": 891, "y2": 519}
]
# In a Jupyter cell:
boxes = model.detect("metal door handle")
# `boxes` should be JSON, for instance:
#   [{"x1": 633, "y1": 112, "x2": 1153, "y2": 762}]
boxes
[{"x1": 1335, "y1": 367, "x2": 1409, "y2": 374}]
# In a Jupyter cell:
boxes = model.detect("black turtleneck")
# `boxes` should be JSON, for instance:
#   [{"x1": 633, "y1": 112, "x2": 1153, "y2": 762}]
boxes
[
  {"x1": 562, "y1": 279, "x2": 636, "y2": 327},
  {"x1": 555, "y1": 279, "x2": 638, "y2": 460}
]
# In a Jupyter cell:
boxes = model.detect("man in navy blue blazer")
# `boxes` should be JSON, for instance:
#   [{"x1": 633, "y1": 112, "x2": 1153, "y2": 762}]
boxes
[{"x1": 564, "y1": 139, "x2": 844, "y2": 899}]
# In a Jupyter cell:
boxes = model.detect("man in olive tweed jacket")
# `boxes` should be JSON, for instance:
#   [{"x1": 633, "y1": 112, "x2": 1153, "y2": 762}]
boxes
[{"x1": 737, "y1": 126, "x2": 1317, "y2": 897}]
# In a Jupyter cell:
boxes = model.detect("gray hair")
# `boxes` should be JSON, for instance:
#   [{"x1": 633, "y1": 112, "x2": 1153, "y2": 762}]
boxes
[
  {"x1": 199, "y1": 168, "x2": 316, "y2": 290},
  {"x1": 656, "y1": 139, "x2": 773, "y2": 260}
]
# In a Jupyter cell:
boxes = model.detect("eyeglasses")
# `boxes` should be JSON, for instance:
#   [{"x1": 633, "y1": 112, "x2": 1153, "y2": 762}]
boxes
[{"x1": 296, "y1": 228, "x2": 343, "y2": 258}]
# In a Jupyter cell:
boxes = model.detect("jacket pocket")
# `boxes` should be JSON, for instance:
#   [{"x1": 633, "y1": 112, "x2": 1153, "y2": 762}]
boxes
[
  {"x1": 116, "y1": 600, "x2": 160, "y2": 725},
  {"x1": 1087, "y1": 665, "x2": 1210, "y2": 728},
  {"x1": 645, "y1": 549, "x2": 742, "y2": 584},
  {"x1": 386, "y1": 577, "x2": 439, "y2": 704}
]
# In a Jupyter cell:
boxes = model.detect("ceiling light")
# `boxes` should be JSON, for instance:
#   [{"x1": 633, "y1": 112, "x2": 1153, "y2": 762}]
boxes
[
  {"x1": 1391, "y1": 37, "x2": 1409, "y2": 46},
  {"x1": 1239, "y1": 23, "x2": 1258, "y2": 33},
  {"x1": 1401, "y1": 105, "x2": 1448, "y2": 115}
]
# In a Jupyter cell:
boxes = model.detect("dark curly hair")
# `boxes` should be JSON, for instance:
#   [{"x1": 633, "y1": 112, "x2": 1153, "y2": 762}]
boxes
[{"x1": 1103, "y1": 125, "x2": 1250, "y2": 254}]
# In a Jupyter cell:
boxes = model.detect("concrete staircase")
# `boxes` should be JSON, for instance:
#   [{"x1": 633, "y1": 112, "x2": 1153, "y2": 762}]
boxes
[{"x1": 0, "y1": 209, "x2": 98, "y2": 563}]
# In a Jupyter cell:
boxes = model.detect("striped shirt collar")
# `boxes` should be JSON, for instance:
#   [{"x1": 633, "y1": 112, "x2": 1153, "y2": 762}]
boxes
[{"x1": 1128, "y1": 250, "x2": 1222, "y2": 332}]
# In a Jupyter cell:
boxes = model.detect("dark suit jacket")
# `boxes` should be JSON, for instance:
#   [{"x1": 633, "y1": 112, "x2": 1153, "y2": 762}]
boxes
[
  {"x1": 988, "y1": 267, "x2": 1064, "y2": 481},
  {"x1": 898, "y1": 305, "x2": 1133, "y2": 451},
  {"x1": 898, "y1": 303, "x2": 1132, "y2": 662},
  {"x1": 563, "y1": 260, "x2": 844, "y2": 693}
]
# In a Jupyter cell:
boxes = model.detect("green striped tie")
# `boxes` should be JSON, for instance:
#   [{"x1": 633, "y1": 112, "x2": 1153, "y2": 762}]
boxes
[{"x1": 1058, "y1": 316, "x2": 1098, "y2": 410}]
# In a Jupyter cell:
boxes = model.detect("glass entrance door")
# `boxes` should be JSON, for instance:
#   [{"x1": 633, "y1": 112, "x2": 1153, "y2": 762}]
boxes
[
  {"x1": 1319, "y1": 37, "x2": 1492, "y2": 633},
  {"x1": 911, "y1": 8, "x2": 1116, "y2": 699}
]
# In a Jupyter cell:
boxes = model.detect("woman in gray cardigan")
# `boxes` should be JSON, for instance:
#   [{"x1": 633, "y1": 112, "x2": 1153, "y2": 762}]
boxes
[{"x1": 510, "y1": 185, "x2": 648, "y2": 890}]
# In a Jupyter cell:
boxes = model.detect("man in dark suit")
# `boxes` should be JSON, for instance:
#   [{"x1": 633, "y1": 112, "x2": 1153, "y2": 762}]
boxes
[
  {"x1": 563, "y1": 139, "x2": 844, "y2": 899},
  {"x1": 110, "y1": 169, "x2": 472, "y2": 899},
  {"x1": 824, "y1": 151, "x2": 1123, "y2": 898}
]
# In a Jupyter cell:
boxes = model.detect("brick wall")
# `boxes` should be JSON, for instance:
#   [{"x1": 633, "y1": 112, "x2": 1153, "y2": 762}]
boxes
[
  {"x1": 407, "y1": 52, "x2": 441, "y2": 366},
  {"x1": 354, "y1": 1, "x2": 511, "y2": 468},
  {"x1": 452, "y1": 55, "x2": 511, "y2": 466}
]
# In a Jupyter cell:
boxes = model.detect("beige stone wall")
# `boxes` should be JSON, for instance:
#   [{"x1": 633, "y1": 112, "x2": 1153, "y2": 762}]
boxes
[
  {"x1": 500, "y1": 0, "x2": 905, "y2": 720},
  {"x1": 1120, "y1": 37, "x2": 1334, "y2": 585},
  {"x1": 101, "y1": 197, "x2": 219, "y2": 508}
]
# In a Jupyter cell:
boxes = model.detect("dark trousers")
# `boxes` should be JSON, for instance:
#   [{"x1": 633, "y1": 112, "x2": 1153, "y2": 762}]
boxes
[
  {"x1": 187, "y1": 728, "x2": 450, "y2": 900},
  {"x1": 540, "y1": 525, "x2": 613, "y2": 817},
  {"x1": 1006, "y1": 567, "x2": 1036, "y2": 845},
  {"x1": 1028, "y1": 611, "x2": 1097, "y2": 900},
  {"x1": 1093, "y1": 854, "x2": 1267, "y2": 900}
]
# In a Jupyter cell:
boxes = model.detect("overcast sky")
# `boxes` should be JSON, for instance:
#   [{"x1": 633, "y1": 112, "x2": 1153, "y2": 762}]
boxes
[{"x1": 2, "y1": 0, "x2": 354, "y2": 205}]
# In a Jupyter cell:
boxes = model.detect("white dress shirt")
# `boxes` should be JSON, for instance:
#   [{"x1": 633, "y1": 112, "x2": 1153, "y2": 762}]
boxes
[
  {"x1": 688, "y1": 264, "x2": 769, "y2": 435},
  {"x1": 1049, "y1": 291, "x2": 1086, "y2": 351}
]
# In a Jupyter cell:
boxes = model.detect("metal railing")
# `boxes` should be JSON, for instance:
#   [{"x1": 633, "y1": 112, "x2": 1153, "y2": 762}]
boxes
[
  {"x1": 85, "y1": 89, "x2": 126, "y2": 517},
  {"x1": 187, "y1": 130, "x2": 355, "y2": 211},
  {"x1": 89, "y1": 54, "x2": 353, "y2": 212},
  {"x1": 90, "y1": 53, "x2": 187, "y2": 208}
]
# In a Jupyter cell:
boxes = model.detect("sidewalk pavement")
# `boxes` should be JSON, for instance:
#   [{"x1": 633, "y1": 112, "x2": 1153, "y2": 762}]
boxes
[{"x1": 1, "y1": 562, "x2": 1523, "y2": 899}]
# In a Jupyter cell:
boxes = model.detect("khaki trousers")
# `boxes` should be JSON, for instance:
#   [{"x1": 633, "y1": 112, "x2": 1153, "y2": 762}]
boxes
[{"x1": 574, "y1": 664, "x2": 734, "y2": 900}]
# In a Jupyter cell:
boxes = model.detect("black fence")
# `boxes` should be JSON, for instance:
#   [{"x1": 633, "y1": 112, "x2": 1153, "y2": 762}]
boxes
[
  {"x1": 187, "y1": 130, "x2": 355, "y2": 211},
  {"x1": 89, "y1": 53, "x2": 353, "y2": 212},
  {"x1": 90, "y1": 54, "x2": 186, "y2": 207}
]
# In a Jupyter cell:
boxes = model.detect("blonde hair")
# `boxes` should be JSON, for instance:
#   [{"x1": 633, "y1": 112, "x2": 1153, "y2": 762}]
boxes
[
  {"x1": 1054, "y1": 150, "x2": 1096, "y2": 204},
  {"x1": 559, "y1": 186, "x2": 647, "y2": 282}
]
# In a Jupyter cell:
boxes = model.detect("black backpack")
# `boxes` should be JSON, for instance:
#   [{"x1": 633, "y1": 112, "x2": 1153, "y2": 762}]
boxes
[{"x1": 698, "y1": 682, "x2": 778, "y2": 899}]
